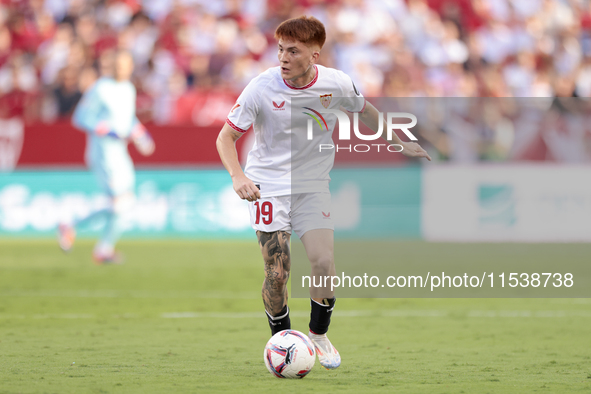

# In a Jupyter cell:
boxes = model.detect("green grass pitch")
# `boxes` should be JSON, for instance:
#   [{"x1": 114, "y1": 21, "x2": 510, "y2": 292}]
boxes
[{"x1": 1, "y1": 240, "x2": 590, "y2": 393}]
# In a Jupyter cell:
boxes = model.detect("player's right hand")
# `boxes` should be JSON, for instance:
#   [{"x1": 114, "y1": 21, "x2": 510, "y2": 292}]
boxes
[{"x1": 232, "y1": 174, "x2": 261, "y2": 202}]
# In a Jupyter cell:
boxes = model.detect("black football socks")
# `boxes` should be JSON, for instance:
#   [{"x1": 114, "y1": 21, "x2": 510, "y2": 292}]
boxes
[
  {"x1": 266, "y1": 305, "x2": 291, "y2": 335},
  {"x1": 309, "y1": 297, "x2": 336, "y2": 335}
]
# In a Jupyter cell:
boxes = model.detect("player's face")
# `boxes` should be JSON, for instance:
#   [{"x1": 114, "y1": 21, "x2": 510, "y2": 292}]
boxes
[
  {"x1": 277, "y1": 39, "x2": 318, "y2": 81},
  {"x1": 114, "y1": 52, "x2": 134, "y2": 81}
]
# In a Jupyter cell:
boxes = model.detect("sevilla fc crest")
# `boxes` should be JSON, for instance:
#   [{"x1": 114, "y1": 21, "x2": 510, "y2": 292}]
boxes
[{"x1": 319, "y1": 94, "x2": 332, "y2": 109}]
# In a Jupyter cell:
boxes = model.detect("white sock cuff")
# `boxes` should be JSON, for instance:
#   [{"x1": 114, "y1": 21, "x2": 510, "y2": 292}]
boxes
[
  {"x1": 310, "y1": 298, "x2": 335, "y2": 312},
  {"x1": 266, "y1": 306, "x2": 289, "y2": 320}
]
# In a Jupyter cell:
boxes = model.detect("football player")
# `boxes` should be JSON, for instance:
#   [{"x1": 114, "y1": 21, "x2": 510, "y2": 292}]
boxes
[
  {"x1": 58, "y1": 50, "x2": 154, "y2": 263},
  {"x1": 217, "y1": 16, "x2": 430, "y2": 369}
]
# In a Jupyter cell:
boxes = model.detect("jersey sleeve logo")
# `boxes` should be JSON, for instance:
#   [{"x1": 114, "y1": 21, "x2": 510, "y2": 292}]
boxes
[
  {"x1": 319, "y1": 94, "x2": 332, "y2": 109},
  {"x1": 230, "y1": 103, "x2": 240, "y2": 113}
]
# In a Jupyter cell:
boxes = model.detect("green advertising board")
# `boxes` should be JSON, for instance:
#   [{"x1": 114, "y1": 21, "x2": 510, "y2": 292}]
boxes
[{"x1": 0, "y1": 168, "x2": 421, "y2": 239}]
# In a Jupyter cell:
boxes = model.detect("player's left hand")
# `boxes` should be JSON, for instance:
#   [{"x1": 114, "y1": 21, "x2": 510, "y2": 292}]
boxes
[
  {"x1": 133, "y1": 131, "x2": 155, "y2": 156},
  {"x1": 400, "y1": 141, "x2": 431, "y2": 161}
]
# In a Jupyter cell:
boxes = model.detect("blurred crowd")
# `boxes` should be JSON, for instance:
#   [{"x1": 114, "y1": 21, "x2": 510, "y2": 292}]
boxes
[
  {"x1": 2, "y1": 0, "x2": 591, "y2": 161},
  {"x1": 387, "y1": 97, "x2": 591, "y2": 162}
]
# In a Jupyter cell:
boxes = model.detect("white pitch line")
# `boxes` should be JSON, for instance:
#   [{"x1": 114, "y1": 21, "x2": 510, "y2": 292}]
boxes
[
  {"x1": 160, "y1": 310, "x2": 390, "y2": 319},
  {"x1": 1, "y1": 309, "x2": 591, "y2": 320},
  {"x1": 0, "y1": 289, "x2": 259, "y2": 299},
  {"x1": 2, "y1": 291, "x2": 591, "y2": 305},
  {"x1": 160, "y1": 310, "x2": 591, "y2": 319},
  {"x1": 0, "y1": 310, "x2": 444, "y2": 320}
]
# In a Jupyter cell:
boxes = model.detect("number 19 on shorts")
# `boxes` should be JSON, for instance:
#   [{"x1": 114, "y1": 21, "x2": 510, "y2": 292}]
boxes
[{"x1": 254, "y1": 201, "x2": 273, "y2": 225}]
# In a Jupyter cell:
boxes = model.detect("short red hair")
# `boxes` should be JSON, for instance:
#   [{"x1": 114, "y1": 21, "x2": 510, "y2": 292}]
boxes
[{"x1": 274, "y1": 16, "x2": 326, "y2": 50}]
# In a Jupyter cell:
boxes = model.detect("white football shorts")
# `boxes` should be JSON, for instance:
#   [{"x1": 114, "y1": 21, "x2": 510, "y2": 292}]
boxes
[{"x1": 248, "y1": 192, "x2": 333, "y2": 237}]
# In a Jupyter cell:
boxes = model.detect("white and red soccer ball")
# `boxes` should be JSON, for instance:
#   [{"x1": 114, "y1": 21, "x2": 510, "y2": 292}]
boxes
[{"x1": 263, "y1": 329, "x2": 316, "y2": 378}]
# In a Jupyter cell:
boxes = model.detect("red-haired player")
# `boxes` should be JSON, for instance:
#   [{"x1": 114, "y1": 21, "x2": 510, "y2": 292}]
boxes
[{"x1": 217, "y1": 16, "x2": 430, "y2": 370}]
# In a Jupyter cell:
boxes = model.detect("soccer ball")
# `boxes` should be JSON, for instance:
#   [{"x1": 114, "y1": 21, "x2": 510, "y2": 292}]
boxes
[{"x1": 263, "y1": 329, "x2": 316, "y2": 378}]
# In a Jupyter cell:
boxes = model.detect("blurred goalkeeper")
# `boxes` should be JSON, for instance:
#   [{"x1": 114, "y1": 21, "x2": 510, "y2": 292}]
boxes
[{"x1": 58, "y1": 50, "x2": 154, "y2": 263}]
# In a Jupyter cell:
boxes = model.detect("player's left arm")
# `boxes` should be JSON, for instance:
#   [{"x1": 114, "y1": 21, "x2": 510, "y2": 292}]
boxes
[
  {"x1": 130, "y1": 117, "x2": 155, "y2": 156},
  {"x1": 359, "y1": 102, "x2": 431, "y2": 161}
]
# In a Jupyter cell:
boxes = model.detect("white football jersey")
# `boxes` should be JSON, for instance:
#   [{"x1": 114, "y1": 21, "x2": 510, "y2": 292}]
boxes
[{"x1": 226, "y1": 65, "x2": 365, "y2": 197}]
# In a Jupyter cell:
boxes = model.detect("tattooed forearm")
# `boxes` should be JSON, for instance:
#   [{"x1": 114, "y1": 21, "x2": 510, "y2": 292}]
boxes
[{"x1": 258, "y1": 231, "x2": 291, "y2": 316}]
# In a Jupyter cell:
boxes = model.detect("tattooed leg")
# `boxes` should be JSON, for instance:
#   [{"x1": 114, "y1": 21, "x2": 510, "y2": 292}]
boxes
[{"x1": 257, "y1": 230, "x2": 291, "y2": 316}]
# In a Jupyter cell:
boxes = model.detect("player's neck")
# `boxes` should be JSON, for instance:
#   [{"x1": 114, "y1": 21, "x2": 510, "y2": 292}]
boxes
[{"x1": 285, "y1": 65, "x2": 316, "y2": 88}]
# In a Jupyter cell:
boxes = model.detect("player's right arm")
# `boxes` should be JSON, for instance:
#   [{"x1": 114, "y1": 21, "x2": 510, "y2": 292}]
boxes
[
  {"x1": 72, "y1": 84, "x2": 117, "y2": 138},
  {"x1": 72, "y1": 84, "x2": 100, "y2": 132},
  {"x1": 217, "y1": 75, "x2": 264, "y2": 202},
  {"x1": 216, "y1": 124, "x2": 261, "y2": 202},
  {"x1": 72, "y1": 81, "x2": 120, "y2": 139}
]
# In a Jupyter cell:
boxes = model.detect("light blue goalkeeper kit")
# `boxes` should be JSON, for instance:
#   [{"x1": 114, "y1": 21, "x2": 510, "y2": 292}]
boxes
[
  {"x1": 71, "y1": 77, "x2": 141, "y2": 255},
  {"x1": 73, "y1": 77, "x2": 140, "y2": 196}
]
